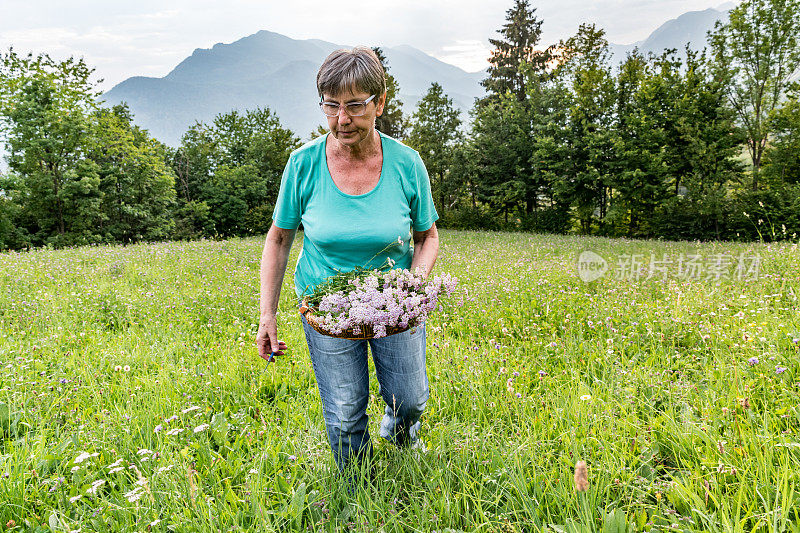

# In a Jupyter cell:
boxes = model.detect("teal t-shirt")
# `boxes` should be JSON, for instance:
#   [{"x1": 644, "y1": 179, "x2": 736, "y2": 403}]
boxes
[{"x1": 272, "y1": 131, "x2": 439, "y2": 298}]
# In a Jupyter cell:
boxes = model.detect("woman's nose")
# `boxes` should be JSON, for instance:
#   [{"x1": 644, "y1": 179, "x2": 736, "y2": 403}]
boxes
[{"x1": 337, "y1": 106, "x2": 352, "y2": 122}]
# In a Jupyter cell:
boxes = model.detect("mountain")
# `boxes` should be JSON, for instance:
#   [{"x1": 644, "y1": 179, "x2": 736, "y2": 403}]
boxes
[
  {"x1": 103, "y1": 31, "x2": 485, "y2": 147},
  {"x1": 609, "y1": 7, "x2": 729, "y2": 64},
  {"x1": 104, "y1": 7, "x2": 733, "y2": 147}
]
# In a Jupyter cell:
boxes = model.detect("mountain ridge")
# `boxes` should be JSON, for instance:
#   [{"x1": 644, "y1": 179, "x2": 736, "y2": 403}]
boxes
[{"x1": 103, "y1": 8, "x2": 731, "y2": 147}]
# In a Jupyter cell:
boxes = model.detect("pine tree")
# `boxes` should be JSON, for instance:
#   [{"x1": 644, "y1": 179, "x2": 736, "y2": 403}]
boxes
[
  {"x1": 372, "y1": 47, "x2": 406, "y2": 138},
  {"x1": 481, "y1": 0, "x2": 550, "y2": 102}
]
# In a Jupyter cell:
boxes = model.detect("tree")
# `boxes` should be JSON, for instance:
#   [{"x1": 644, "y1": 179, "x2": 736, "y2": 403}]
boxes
[
  {"x1": 469, "y1": 94, "x2": 530, "y2": 222},
  {"x1": 551, "y1": 24, "x2": 617, "y2": 234},
  {"x1": 709, "y1": 0, "x2": 800, "y2": 189},
  {"x1": 481, "y1": 0, "x2": 550, "y2": 102},
  {"x1": 372, "y1": 47, "x2": 406, "y2": 138},
  {"x1": 89, "y1": 104, "x2": 176, "y2": 242},
  {"x1": 172, "y1": 107, "x2": 299, "y2": 237},
  {"x1": 0, "y1": 49, "x2": 104, "y2": 245},
  {"x1": 763, "y1": 83, "x2": 800, "y2": 186},
  {"x1": 406, "y1": 83, "x2": 462, "y2": 212}
]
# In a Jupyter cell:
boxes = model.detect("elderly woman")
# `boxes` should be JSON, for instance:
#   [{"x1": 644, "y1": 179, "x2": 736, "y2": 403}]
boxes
[{"x1": 255, "y1": 47, "x2": 440, "y2": 474}]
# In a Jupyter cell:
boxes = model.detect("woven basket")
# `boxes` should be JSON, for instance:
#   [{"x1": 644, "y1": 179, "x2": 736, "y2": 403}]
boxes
[{"x1": 300, "y1": 298, "x2": 410, "y2": 340}]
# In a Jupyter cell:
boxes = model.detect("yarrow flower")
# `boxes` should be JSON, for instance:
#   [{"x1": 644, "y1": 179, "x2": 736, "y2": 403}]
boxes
[{"x1": 310, "y1": 268, "x2": 458, "y2": 338}]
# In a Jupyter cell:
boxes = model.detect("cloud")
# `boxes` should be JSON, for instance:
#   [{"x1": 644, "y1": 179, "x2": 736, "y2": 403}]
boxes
[{"x1": 430, "y1": 40, "x2": 491, "y2": 73}]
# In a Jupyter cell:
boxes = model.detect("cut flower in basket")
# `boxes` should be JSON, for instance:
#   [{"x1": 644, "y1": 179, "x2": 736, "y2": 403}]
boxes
[{"x1": 302, "y1": 265, "x2": 458, "y2": 339}]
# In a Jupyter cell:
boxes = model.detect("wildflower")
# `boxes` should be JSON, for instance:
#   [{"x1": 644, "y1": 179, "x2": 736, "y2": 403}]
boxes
[
  {"x1": 776, "y1": 366, "x2": 788, "y2": 374},
  {"x1": 123, "y1": 365, "x2": 131, "y2": 372},
  {"x1": 194, "y1": 424, "x2": 210, "y2": 433},
  {"x1": 288, "y1": 455, "x2": 297, "y2": 462},
  {"x1": 109, "y1": 467, "x2": 124, "y2": 474},
  {"x1": 387, "y1": 257, "x2": 395, "y2": 267},
  {"x1": 182, "y1": 406, "x2": 201, "y2": 414},
  {"x1": 69, "y1": 495, "x2": 82, "y2": 503},
  {"x1": 137, "y1": 448, "x2": 152, "y2": 456},
  {"x1": 397, "y1": 236, "x2": 403, "y2": 245},
  {"x1": 515, "y1": 392, "x2": 522, "y2": 399},
  {"x1": 154, "y1": 424, "x2": 163, "y2": 433},
  {"x1": 580, "y1": 394, "x2": 592, "y2": 401},
  {"x1": 737, "y1": 397, "x2": 750, "y2": 409},
  {"x1": 74, "y1": 452, "x2": 98, "y2": 464},
  {"x1": 538, "y1": 370, "x2": 547, "y2": 377},
  {"x1": 574, "y1": 460, "x2": 589, "y2": 492},
  {"x1": 166, "y1": 428, "x2": 185, "y2": 436},
  {"x1": 86, "y1": 479, "x2": 106, "y2": 494},
  {"x1": 114, "y1": 365, "x2": 122, "y2": 372},
  {"x1": 124, "y1": 487, "x2": 145, "y2": 503},
  {"x1": 747, "y1": 356, "x2": 759, "y2": 366}
]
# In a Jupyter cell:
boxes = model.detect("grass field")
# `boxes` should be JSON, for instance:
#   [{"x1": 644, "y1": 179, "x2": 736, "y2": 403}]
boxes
[{"x1": 1, "y1": 230, "x2": 799, "y2": 532}]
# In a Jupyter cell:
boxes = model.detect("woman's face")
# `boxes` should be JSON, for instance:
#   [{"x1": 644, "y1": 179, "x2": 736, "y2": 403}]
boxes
[{"x1": 323, "y1": 89, "x2": 386, "y2": 149}]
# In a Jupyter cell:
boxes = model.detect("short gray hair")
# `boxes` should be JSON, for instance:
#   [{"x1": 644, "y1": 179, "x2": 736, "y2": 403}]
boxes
[{"x1": 316, "y1": 47, "x2": 386, "y2": 99}]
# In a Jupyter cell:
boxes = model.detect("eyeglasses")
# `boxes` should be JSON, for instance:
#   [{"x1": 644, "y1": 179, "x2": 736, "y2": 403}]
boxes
[{"x1": 319, "y1": 94, "x2": 376, "y2": 117}]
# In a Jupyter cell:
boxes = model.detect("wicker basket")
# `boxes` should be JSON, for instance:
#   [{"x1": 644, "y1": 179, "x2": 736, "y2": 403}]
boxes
[{"x1": 300, "y1": 298, "x2": 410, "y2": 340}]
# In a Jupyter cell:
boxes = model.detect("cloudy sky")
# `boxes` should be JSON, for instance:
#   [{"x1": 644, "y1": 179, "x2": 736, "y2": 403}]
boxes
[{"x1": 1, "y1": 0, "x2": 735, "y2": 90}]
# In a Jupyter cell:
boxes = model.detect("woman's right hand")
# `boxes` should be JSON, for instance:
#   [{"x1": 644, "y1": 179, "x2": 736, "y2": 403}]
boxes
[{"x1": 256, "y1": 314, "x2": 287, "y2": 362}]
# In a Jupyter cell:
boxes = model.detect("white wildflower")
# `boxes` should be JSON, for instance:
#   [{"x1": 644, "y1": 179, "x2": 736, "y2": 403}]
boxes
[
  {"x1": 86, "y1": 479, "x2": 106, "y2": 494},
  {"x1": 124, "y1": 487, "x2": 145, "y2": 503},
  {"x1": 181, "y1": 406, "x2": 201, "y2": 414},
  {"x1": 194, "y1": 424, "x2": 210, "y2": 433},
  {"x1": 74, "y1": 452, "x2": 98, "y2": 464}
]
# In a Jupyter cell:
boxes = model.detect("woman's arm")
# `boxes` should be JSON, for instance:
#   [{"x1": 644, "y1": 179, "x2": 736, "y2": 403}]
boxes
[
  {"x1": 410, "y1": 222, "x2": 439, "y2": 278},
  {"x1": 256, "y1": 223, "x2": 297, "y2": 361}
]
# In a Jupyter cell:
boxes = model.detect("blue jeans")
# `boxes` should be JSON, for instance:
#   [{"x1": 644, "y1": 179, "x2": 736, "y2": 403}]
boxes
[{"x1": 300, "y1": 314, "x2": 429, "y2": 472}]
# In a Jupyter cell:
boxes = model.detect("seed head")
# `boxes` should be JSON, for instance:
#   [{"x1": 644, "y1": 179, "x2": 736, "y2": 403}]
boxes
[{"x1": 574, "y1": 460, "x2": 589, "y2": 492}]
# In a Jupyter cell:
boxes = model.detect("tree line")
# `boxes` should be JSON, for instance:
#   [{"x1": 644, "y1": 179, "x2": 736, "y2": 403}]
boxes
[{"x1": 1, "y1": 0, "x2": 799, "y2": 250}]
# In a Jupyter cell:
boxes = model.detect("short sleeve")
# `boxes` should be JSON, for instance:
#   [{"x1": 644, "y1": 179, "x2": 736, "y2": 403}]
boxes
[
  {"x1": 410, "y1": 152, "x2": 439, "y2": 232},
  {"x1": 272, "y1": 155, "x2": 301, "y2": 229}
]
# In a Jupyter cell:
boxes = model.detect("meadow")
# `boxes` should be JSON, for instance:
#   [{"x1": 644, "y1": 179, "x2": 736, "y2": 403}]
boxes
[{"x1": 1, "y1": 230, "x2": 799, "y2": 532}]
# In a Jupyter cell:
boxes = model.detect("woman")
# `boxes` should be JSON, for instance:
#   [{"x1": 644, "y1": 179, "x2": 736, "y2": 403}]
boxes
[{"x1": 255, "y1": 47, "x2": 440, "y2": 474}]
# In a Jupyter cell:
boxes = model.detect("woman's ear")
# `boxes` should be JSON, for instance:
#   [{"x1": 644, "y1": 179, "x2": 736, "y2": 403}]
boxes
[{"x1": 375, "y1": 92, "x2": 387, "y2": 117}]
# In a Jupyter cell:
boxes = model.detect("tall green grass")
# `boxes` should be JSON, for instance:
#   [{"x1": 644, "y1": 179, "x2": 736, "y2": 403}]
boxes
[{"x1": 1, "y1": 231, "x2": 798, "y2": 532}]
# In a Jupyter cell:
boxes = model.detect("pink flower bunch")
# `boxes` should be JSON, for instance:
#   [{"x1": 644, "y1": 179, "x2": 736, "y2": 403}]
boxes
[{"x1": 315, "y1": 268, "x2": 458, "y2": 338}]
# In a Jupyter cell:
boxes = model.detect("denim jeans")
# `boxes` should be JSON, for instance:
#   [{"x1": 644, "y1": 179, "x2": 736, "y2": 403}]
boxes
[{"x1": 300, "y1": 313, "x2": 429, "y2": 472}]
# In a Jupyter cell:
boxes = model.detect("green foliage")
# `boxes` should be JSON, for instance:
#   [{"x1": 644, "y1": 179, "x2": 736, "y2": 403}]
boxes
[
  {"x1": 481, "y1": 0, "x2": 550, "y2": 103},
  {"x1": 0, "y1": 48, "x2": 102, "y2": 245},
  {"x1": 709, "y1": 0, "x2": 800, "y2": 189},
  {"x1": 173, "y1": 107, "x2": 300, "y2": 238},
  {"x1": 0, "y1": 50, "x2": 176, "y2": 248},
  {"x1": 763, "y1": 85, "x2": 800, "y2": 186},
  {"x1": 90, "y1": 104, "x2": 176, "y2": 243},
  {"x1": 372, "y1": 47, "x2": 406, "y2": 139},
  {"x1": 405, "y1": 82, "x2": 462, "y2": 213},
  {"x1": 552, "y1": 24, "x2": 617, "y2": 234}
]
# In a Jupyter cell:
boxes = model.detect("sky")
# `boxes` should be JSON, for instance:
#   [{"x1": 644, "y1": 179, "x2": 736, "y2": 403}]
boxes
[{"x1": 1, "y1": 0, "x2": 736, "y2": 91}]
